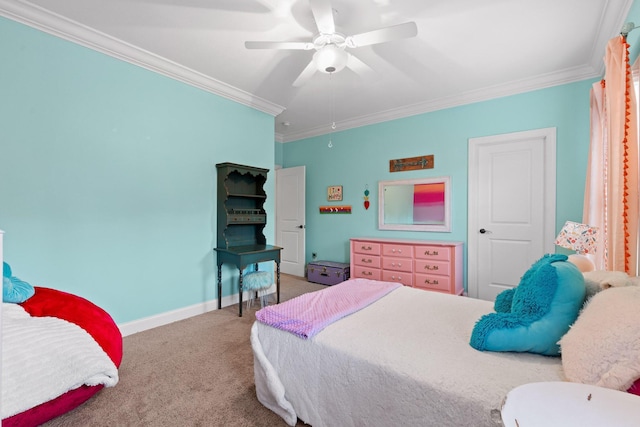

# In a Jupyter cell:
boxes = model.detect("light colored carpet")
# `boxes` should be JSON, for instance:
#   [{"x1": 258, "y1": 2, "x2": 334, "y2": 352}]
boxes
[{"x1": 42, "y1": 274, "x2": 325, "y2": 427}]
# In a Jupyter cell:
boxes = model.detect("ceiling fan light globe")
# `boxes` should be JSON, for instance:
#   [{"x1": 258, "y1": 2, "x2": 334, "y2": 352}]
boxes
[{"x1": 313, "y1": 45, "x2": 348, "y2": 73}]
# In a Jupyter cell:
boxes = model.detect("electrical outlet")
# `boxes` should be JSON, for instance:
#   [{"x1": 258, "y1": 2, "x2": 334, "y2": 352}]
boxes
[{"x1": 312, "y1": 252, "x2": 317, "y2": 259}]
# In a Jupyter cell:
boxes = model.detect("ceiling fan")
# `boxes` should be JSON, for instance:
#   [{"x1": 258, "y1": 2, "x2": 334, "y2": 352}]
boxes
[{"x1": 245, "y1": 0, "x2": 418, "y2": 87}]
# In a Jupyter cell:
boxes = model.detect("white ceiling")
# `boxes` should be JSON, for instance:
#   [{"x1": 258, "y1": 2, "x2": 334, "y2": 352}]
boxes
[{"x1": 0, "y1": 0, "x2": 634, "y2": 142}]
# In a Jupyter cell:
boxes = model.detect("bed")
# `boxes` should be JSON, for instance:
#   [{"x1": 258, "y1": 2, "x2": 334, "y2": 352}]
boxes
[
  {"x1": 251, "y1": 280, "x2": 564, "y2": 427},
  {"x1": 2, "y1": 286, "x2": 122, "y2": 426}
]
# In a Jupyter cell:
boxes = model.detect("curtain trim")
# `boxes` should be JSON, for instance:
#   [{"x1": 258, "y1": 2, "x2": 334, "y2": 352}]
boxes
[{"x1": 622, "y1": 39, "x2": 633, "y2": 272}]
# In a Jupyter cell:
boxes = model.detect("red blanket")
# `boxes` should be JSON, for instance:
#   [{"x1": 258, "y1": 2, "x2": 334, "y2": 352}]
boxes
[
  {"x1": 20, "y1": 287, "x2": 122, "y2": 366},
  {"x1": 2, "y1": 287, "x2": 122, "y2": 426}
]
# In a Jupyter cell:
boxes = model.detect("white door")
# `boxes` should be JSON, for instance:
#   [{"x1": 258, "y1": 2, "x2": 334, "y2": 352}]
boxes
[
  {"x1": 468, "y1": 128, "x2": 556, "y2": 301},
  {"x1": 276, "y1": 166, "x2": 306, "y2": 277}
]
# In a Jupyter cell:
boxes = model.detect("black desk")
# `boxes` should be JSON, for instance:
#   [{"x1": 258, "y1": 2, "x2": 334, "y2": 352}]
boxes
[{"x1": 214, "y1": 244, "x2": 282, "y2": 317}]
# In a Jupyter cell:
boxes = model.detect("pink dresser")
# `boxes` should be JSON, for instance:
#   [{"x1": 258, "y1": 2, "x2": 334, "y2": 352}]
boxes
[{"x1": 350, "y1": 237, "x2": 464, "y2": 295}]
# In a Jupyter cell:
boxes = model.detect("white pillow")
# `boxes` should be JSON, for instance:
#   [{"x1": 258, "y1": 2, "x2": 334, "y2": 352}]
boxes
[
  {"x1": 559, "y1": 286, "x2": 640, "y2": 391},
  {"x1": 582, "y1": 270, "x2": 634, "y2": 300}
]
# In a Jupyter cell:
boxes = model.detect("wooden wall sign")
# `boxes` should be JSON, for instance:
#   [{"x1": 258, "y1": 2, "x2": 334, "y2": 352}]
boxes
[{"x1": 389, "y1": 155, "x2": 434, "y2": 172}]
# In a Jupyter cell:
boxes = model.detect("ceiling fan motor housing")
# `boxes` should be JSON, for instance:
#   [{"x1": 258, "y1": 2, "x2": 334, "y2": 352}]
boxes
[{"x1": 313, "y1": 44, "x2": 348, "y2": 73}]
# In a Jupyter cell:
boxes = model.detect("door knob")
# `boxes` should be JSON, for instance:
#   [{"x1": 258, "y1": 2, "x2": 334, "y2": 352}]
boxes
[
  {"x1": 479, "y1": 228, "x2": 488, "y2": 234},
  {"x1": 297, "y1": 225, "x2": 305, "y2": 229}
]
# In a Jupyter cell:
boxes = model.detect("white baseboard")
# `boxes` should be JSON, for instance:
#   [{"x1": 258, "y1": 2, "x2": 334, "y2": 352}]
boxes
[{"x1": 117, "y1": 283, "x2": 276, "y2": 337}]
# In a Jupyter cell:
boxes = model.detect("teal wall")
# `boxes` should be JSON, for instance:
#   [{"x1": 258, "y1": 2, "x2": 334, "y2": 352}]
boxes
[
  {"x1": 628, "y1": 0, "x2": 640, "y2": 62},
  {"x1": 274, "y1": 140, "x2": 284, "y2": 166},
  {"x1": 0, "y1": 17, "x2": 275, "y2": 323},
  {"x1": 4, "y1": 1, "x2": 640, "y2": 324},
  {"x1": 282, "y1": 80, "x2": 596, "y2": 275}
]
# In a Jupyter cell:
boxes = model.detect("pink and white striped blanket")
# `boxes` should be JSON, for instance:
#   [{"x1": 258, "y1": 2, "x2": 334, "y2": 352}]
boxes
[{"x1": 255, "y1": 278, "x2": 401, "y2": 339}]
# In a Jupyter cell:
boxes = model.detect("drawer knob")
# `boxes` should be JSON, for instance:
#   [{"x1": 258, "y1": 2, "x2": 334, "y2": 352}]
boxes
[
  {"x1": 391, "y1": 248, "x2": 403, "y2": 253},
  {"x1": 391, "y1": 262, "x2": 402, "y2": 267},
  {"x1": 362, "y1": 258, "x2": 372, "y2": 263},
  {"x1": 363, "y1": 271, "x2": 372, "y2": 276},
  {"x1": 424, "y1": 250, "x2": 439, "y2": 256},
  {"x1": 361, "y1": 245, "x2": 372, "y2": 251},
  {"x1": 425, "y1": 279, "x2": 439, "y2": 285},
  {"x1": 424, "y1": 265, "x2": 439, "y2": 271}
]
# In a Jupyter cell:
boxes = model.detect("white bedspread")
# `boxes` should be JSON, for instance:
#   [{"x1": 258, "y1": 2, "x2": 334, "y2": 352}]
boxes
[
  {"x1": 252, "y1": 286, "x2": 564, "y2": 427},
  {"x1": 1, "y1": 303, "x2": 119, "y2": 419}
]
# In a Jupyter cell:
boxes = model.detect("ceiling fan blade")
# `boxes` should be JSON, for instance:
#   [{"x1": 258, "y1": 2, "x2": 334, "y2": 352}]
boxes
[
  {"x1": 346, "y1": 53, "x2": 375, "y2": 79},
  {"x1": 292, "y1": 60, "x2": 318, "y2": 87},
  {"x1": 309, "y1": 0, "x2": 335, "y2": 34},
  {"x1": 348, "y1": 22, "x2": 418, "y2": 47},
  {"x1": 245, "y1": 41, "x2": 313, "y2": 50}
]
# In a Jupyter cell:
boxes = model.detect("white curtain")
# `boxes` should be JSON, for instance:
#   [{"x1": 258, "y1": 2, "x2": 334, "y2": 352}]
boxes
[{"x1": 584, "y1": 35, "x2": 639, "y2": 274}]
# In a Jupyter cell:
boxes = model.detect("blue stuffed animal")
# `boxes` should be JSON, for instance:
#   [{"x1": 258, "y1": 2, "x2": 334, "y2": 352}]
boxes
[
  {"x1": 470, "y1": 254, "x2": 586, "y2": 356},
  {"x1": 3, "y1": 262, "x2": 35, "y2": 303}
]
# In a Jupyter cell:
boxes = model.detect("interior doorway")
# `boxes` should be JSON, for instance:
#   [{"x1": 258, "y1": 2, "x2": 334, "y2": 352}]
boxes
[
  {"x1": 275, "y1": 166, "x2": 306, "y2": 277},
  {"x1": 467, "y1": 128, "x2": 556, "y2": 300}
]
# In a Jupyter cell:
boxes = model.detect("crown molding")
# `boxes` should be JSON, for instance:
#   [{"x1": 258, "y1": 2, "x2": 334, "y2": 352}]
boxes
[
  {"x1": 2, "y1": 0, "x2": 631, "y2": 143},
  {"x1": 280, "y1": 63, "x2": 602, "y2": 143},
  {"x1": 587, "y1": 0, "x2": 634, "y2": 76},
  {"x1": 277, "y1": 0, "x2": 634, "y2": 143},
  {"x1": 0, "y1": 0, "x2": 285, "y2": 117}
]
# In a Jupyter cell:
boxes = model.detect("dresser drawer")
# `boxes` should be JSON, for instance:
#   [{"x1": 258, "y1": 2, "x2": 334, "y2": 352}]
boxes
[
  {"x1": 414, "y1": 273, "x2": 451, "y2": 293},
  {"x1": 414, "y1": 259, "x2": 450, "y2": 277},
  {"x1": 382, "y1": 270, "x2": 413, "y2": 286},
  {"x1": 354, "y1": 254, "x2": 381, "y2": 269},
  {"x1": 382, "y1": 257, "x2": 412, "y2": 272},
  {"x1": 353, "y1": 241, "x2": 381, "y2": 255},
  {"x1": 353, "y1": 267, "x2": 381, "y2": 281},
  {"x1": 382, "y1": 244, "x2": 413, "y2": 258},
  {"x1": 414, "y1": 245, "x2": 451, "y2": 261},
  {"x1": 350, "y1": 238, "x2": 463, "y2": 295}
]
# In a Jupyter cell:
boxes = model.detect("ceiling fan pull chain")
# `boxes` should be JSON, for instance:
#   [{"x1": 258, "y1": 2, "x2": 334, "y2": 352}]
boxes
[{"x1": 329, "y1": 72, "x2": 336, "y2": 148}]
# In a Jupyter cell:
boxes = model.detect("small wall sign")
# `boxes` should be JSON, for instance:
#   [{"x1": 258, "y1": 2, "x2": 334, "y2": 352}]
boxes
[
  {"x1": 390, "y1": 155, "x2": 434, "y2": 172},
  {"x1": 327, "y1": 185, "x2": 343, "y2": 201},
  {"x1": 319, "y1": 205, "x2": 352, "y2": 214}
]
